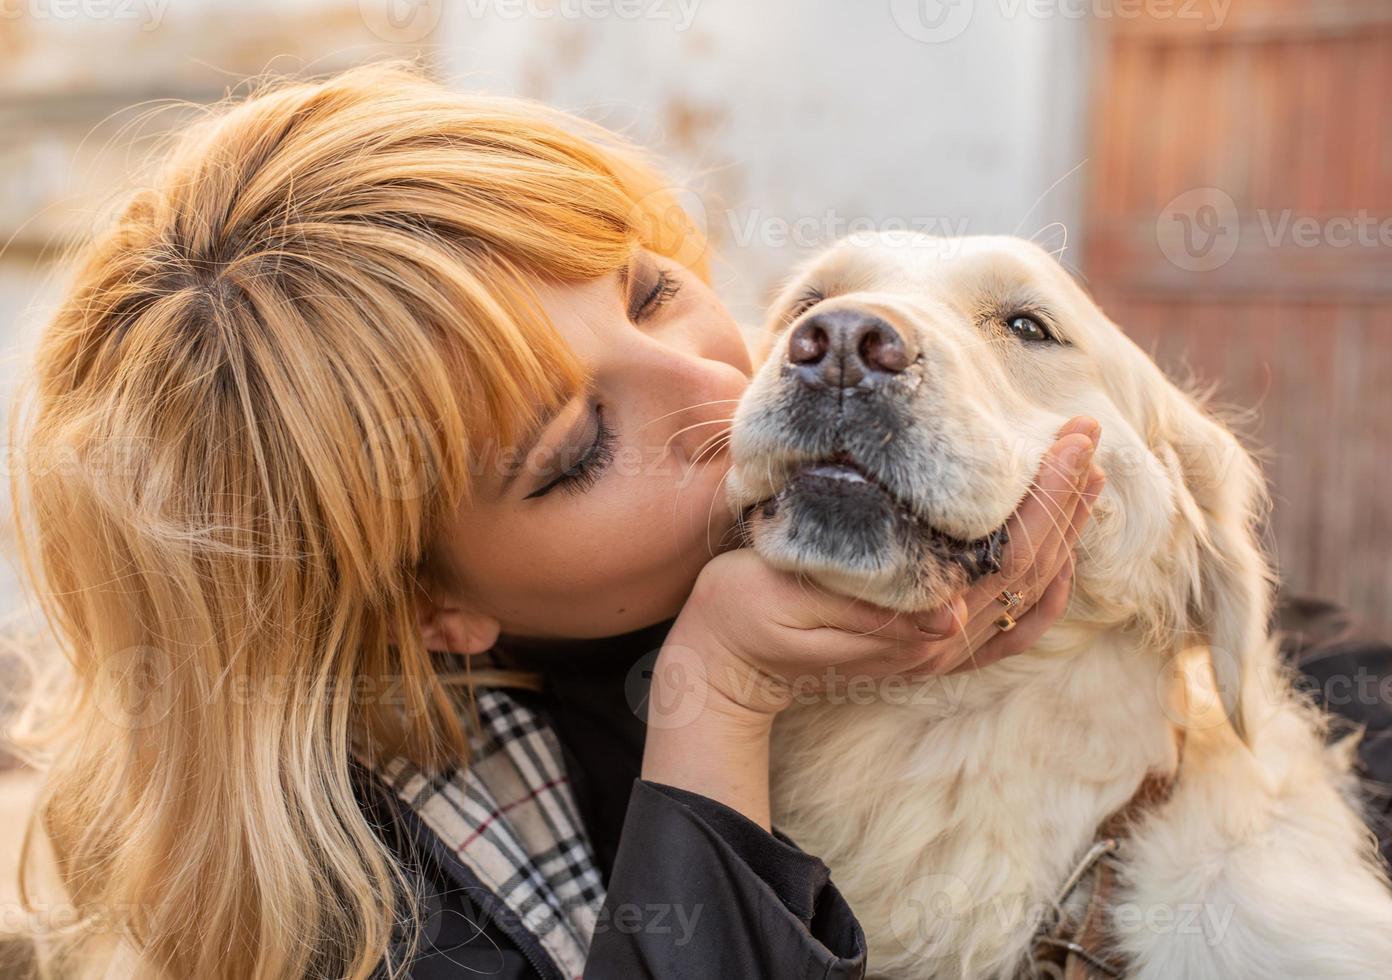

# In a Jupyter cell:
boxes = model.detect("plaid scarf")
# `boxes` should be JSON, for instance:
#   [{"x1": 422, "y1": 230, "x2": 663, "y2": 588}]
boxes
[{"x1": 374, "y1": 688, "x2": 605, "y2": 980}]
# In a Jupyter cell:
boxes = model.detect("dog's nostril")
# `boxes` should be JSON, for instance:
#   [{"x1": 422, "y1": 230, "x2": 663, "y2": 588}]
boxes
[
  {"x1": 788, "y1": 309, "x2": 909, "y2": 388},
  {"x1": 857, "y1": 323, "x2": 909, "y2": 374},
  {"x1": 788, "y1": 320, "x2": 829, "y2": 366}
]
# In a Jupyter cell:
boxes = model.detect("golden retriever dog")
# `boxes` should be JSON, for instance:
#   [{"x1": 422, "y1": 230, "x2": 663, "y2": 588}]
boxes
[{"x1": 727, "y1": 232, "x2": 1392, "y2": 979}]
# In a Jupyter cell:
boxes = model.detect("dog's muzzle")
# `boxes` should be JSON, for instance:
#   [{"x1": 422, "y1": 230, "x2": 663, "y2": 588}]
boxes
[{"x1": 731, "y1": 304, "x2": 1010, "y2": 607}]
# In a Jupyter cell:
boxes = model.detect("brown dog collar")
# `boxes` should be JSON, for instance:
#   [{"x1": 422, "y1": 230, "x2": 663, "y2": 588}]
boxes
[{"x1": 1027, "y1": 731, "x2": 1185, "y2": 979}]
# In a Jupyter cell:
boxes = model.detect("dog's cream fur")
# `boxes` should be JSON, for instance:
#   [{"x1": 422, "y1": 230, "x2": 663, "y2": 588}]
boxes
[{"x1": 728, "y1": 233, "x2": 1392, "y2": 978}]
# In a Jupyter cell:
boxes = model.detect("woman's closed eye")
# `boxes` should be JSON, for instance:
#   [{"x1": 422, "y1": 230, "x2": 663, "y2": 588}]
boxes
[
  {"x1": 628, "y1": 260, "x2": 681, "y2": 323},
  {"x1": 524, "y1": 403, "x2": 617, "y2": 499}
]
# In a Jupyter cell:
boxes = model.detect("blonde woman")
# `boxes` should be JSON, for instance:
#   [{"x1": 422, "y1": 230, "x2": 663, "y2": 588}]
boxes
[{"x1": 12, "y1": 64, "x2": 1105, "y2": 979}]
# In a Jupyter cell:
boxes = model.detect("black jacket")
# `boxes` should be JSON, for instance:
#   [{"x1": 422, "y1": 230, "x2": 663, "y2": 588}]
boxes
[{"x1": 360, "y1": 776, "x2": 866, "y2": 980}]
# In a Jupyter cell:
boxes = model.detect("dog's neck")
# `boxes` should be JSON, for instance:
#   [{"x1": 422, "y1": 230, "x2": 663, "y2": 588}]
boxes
[{"x1": 768, "y1": 616, "x2": 1186, "y2": 977}]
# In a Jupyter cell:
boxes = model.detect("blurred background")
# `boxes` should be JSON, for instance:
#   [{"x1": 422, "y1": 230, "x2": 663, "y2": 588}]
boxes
[{"x1": 0, "y1": 0, "x2": 1388, "y2": 920}]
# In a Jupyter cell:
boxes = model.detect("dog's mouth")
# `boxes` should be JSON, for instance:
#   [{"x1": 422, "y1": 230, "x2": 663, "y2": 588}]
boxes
[
  {"x1": 745, "y1": 450, "x2": 1009, "y2": 586},
  {"x1": 791, "y1": 451, "x2": 914, "y2": 516}
]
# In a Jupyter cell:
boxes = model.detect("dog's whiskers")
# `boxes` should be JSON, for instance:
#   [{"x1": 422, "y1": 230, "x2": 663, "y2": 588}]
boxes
[
  {"x1": 1022, "y1": 485, "x2": 1099, "y2": 565},
  {"x1": 1012, "y1": 158, "x2": 1086, "y2": 239},
  {"x1": 639, "y1": 399, "x2": 742, "y2": 431},
  {"x1": 685, "y1": 432, "x2": 732, "y2": 477},
  {"x1": 671, "y1": 434, "x2": 734, "y2": 540},
  {"x1": 702, "y1": 466, "x2": 737, "y2": 558},
  {"x1": 1030, "y1": 220, "x2": 1070, "y2": 262},
  {"x1": 662, "y1": 417, "x2": 735, "y2": 457}
]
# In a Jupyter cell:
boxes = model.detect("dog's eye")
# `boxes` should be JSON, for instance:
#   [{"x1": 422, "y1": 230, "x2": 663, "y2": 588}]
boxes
[{"x1": 1006, "y1": 314, "x2": 1054, "y2": 343}]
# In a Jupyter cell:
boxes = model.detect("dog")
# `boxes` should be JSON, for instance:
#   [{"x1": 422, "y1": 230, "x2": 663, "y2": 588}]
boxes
[{"x1": 727, "y1": 232, "x2": 1392, "y2": 979}]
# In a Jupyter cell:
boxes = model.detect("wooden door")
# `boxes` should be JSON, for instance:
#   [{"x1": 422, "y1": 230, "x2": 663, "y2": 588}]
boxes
[{"x1": 1083, "y1": 0, "x2": 1392, "y2": 635}]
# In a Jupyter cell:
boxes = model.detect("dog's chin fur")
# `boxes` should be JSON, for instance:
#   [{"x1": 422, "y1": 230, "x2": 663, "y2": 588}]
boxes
[
  {"x1": 733, "y1": 233, "x2": 1392, "y2": 979},
  {"x1": 747, "y1": 473, "x2": 1006, "y2": 611}
]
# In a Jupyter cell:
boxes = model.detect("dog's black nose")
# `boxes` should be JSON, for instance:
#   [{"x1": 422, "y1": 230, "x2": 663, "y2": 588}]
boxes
[{"x1": 787, "y1": 309, "x2": 910, "y2": 388}]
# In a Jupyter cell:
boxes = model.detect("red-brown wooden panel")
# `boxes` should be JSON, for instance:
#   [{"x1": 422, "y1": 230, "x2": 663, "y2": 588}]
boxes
[{"x1": 1084, "y1": 0, "x2": 1392, "y2": 635}]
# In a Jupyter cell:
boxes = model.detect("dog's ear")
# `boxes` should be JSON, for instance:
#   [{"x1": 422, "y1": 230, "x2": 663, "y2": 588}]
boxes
[
  {"x1": 1108, "y1": 341, "x2": 1274, "y2": 743},
  {"x1": 1052, "y1": 262, "x2": 1274, "y2": 741},
  {"x1": 1163, "y1": 395, "x2": 1273, "y2": 743}
]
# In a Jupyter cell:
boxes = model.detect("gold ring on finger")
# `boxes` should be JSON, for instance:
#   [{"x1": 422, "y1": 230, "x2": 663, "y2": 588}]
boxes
[{"x1": 996, "y1": 590, "x2": 1024, "y2": 612}]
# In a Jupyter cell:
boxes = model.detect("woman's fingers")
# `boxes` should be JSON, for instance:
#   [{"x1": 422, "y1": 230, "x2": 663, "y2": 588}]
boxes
[
  {"x1": 962, "y1": 418, "x2": 1100, "y2": 617},
  {"x1": 990, "y1": 462, "x2": 1103, "y2": 618},
  {"x1": 1065, "y1": 466, "x2": 1106, "y2": 551},
  {"x1": 912, "y1": 594, "x2": 969, "y2": 639},
  {"x1": 828, "y1": 556, "x2": 1070, "y2": 682},
  {"x1": 795, "y1": 589, "x2": 965, "y2": 644},
  {"x1": 724, "y1": 549, "x2": 940, "y2": 643},
  {"x1": 931, "y1": 417, "x2": 1106, "y2": 673},
  {"x1": 946, "y1": 557, "x2": 1075, "y2": 673},
  {"x1": 999, "y1": 419, "x2": 1098, "y2": 581},
  {"x1": 745, "y1": 557, "x2": 964, "y2": 657},
  {"x1": 816, "y1": 593, "x2": 969, "y2": 661}
]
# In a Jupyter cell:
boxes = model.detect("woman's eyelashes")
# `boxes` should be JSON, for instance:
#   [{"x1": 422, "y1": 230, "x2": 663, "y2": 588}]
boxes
[
  {"x1": 524, "y1": 405, "x2": 617, "y2": 499},
  {"x1": 629, "y1": 266, "x2": 681, "y2": 322}
]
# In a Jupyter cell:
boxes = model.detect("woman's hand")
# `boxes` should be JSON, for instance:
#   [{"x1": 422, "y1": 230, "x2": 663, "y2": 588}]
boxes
[
  {"x1": 941, "y1": 415, "x2": 1106, "y2": 672},
  {"x1": 641, "y1": 417, "x2": 1105, "y2": 827}
]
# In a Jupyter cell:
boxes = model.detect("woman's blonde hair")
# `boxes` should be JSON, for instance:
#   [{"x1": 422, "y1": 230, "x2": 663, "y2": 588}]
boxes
[{"x1": 12, "y1": 61, "x2": 706, "y2": 979}]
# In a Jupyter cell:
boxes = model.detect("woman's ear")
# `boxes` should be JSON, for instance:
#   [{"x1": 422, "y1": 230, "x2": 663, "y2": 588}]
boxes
[{"x1": 408, "y1": 583, "x2": 501, "y2": 655}]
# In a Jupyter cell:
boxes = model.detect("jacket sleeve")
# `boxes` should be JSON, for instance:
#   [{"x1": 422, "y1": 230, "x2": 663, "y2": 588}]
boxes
[
  {"x1": 584, "y1": 780, "x2": 867, "y2": 979},
  {"x1": 1278, "y1": 595, "x2": 1392, "y2": 866}
]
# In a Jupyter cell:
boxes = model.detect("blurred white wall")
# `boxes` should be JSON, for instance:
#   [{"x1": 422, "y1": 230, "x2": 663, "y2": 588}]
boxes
[
  {"x1": 0, "y1": 0, "x2": 1092, "y2": 356},
  {"x1": 435, "y1": 0, "x2": 1091, "y2": 324},
  {"x1": 0, "y1": 0, "x2": 1092, "y2": 609}
]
